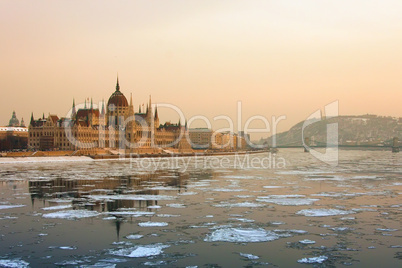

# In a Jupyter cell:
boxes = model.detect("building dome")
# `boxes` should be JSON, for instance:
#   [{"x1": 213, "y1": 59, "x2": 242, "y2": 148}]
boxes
[
  {"x1": 8, "y1": 111, "x2": 20, "y2": 127},
  {"x1": 107, "y1": 78, "x2": 128, "y2": 108}
]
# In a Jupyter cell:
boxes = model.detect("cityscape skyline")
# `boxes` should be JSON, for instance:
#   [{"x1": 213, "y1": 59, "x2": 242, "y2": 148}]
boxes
[{"x1": 1, "y1": 1, "x2": 402, "y2": 139}]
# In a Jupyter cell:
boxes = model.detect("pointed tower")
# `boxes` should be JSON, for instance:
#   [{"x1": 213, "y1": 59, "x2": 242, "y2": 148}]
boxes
[
  {"x1": 84, "y1": 99, "x2": 87, "y2": 109},
  {"x1": 71, "y1": 99, "x2": 76, "y2": 119},
  {"x1": 90, "y1": 98, "x2": 93, "y2": 110},
  {"x1": 101, "y1": 99, "x2": 105, "y2": 116},
  {"x1": 20, "y1": 117, "x2": 25, "y2": 127},
  {"x1": 154, "y1": 105, "x2": 159, "y2": 128},
  {"x1": 138, "y1": 105, "x2": 141, "y2": 113},
  {"x1": 116, "y1": 75, "x2": 120, "y2": 91},
  {"x1": 30, "y1": 112, "x2": 34, "y2": 126},
  {"x1": 128, "y1": 93, "x2": 134, "y2": 117},
  {"x1": 154, "y1": 105, "x2": 158, "y2": 119}
]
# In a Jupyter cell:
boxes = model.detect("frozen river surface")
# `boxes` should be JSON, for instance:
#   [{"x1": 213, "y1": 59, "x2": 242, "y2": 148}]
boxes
[{"x1": 0, "y1": 149, "x2": 400, "y2": 267}]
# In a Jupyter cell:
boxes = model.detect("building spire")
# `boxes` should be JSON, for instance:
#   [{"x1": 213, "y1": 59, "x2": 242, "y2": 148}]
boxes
[
  {"x1": 30, "y1": 112, "x2": 34, "y2": 126},
  {"x1": 101, "y1": 99, "x2": 105, "y2": 115},
  {"x1": 72, "y1": 99, "x2": 76, "y2": 118},
  {"x1": 154, "y1": 105, "x2": 158, "y2": 119},
  {"x1": 90, "y1": 98, "x2": 93, "y2": 110},
  {"x1": 116, "y1": 75, "x2": 120, "y2": 92},
  {"x1": 139, "y1": 105, "x2": 141, "y2": 113},
  {"x1": 84, "y1": 99, "x2": 87, "y2": 109},
  {"x1": 130, "y1": 93, "x2": 133, "y2": 107}
]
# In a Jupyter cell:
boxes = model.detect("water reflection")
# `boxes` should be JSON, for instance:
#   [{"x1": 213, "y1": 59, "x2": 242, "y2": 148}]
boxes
[{"x1": 29, "y1": 170, "x2": 192, "y2": 212}]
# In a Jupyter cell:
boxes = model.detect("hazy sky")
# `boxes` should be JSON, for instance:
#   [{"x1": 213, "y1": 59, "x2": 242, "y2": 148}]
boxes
[{"x1": 1, "y1": 0, "x2": 401, "y2": 139}]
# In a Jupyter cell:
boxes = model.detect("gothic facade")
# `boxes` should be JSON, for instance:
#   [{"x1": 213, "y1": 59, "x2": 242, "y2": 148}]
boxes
[{"x1": 28, "y1": 78, "x2": 192, "y2": 154}]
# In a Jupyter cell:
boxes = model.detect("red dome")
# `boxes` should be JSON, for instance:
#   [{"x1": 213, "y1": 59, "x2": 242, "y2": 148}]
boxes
[
  {"x1": 107, "y1": 78, "x2": 128, "y2": 108},
  {"x1": 107, "y1": 90, "x2": 128, "y2": 107}
]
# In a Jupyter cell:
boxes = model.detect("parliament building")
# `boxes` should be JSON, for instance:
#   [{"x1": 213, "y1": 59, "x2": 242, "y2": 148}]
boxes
[{"x1": 28, "y1": 78, "x2": 192, "y2": 155}]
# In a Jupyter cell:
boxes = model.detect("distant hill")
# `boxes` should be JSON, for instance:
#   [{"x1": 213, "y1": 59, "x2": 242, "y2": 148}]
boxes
[{"x1": 260, "y1": 115, "x2": 402, "y2": 147}]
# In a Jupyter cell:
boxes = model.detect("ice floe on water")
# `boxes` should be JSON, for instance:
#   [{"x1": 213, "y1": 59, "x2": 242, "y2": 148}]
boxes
[
  {"x1": 0, "y1": 204, "x2": 25, "y2": 210},
  {"x1": 104, "y1": 211, "x2": 155, "y2": 217},
  {"x1": 178, "y1": 191, "x2": 198, "y2": 196},
  {"x1": 42, "y1": 209, "x2": 100, "y2": 220},
  {"x1": 376, "y1": 228, "x2": 398, "y2": 232},
  {"x1": 270, "y1": 221, "x2": 285, "y2": 225},
  {"x1": 125, "y1": 234, "x2": 143, "y2": 240},
  {"x1": 229, "y1": 218, "x2": 255, "y2": 223},
  {"x1": 87, "y1": 194, "x2": 176, "y2": 201},
  {"x1": 330, "y1": 227, "x2": 354, "y2": 232},
  {"x1": 110, "y1": 244, "x2": 170, "y2": 258},
  {"x1": 138, "y1": 221, "x2": 168, "y2": 227},
  {"x1": 49, "y1": 245, "x2": 77, "y2": 250},
  {"x1": 260, "y1": 194, "x2": 306, "y2": 198},
  {"x1": 166, "y1": 203, "x2": 186, "y2": 208},
  {"x1": 0, "y1": 258, "x2": 29, "y2": 268},
  {"x1": 299, "y1": 239, "x2": 316, "y2": 244},
  {"x1": 0, "y1": 216, "x2": 18, "y2": 220},
  {"x1": 297, "y1": 256, "x2": 328, "y2": 264},
  {"x1": 210, "y1": 188, "x2": 244, "y2": 192},
  {"x1": 156, "y1": 214, "x2": 180, "y2": 218},
  {"x1": 147, "y1": 205, "x2": 161, "y2": 209},
  {"x1": 256, "y1": 198, "x2": 319, "y2": 206},
  {"x1": 42, "y1": 204, "x2": 72, "y2": 211},
  {"x1": 296, "y1": 209, "x2": 355, "y2": 217},
  {"x1": 239, "y1": 252, "x2": 259, "y2": 260},
  {"x1": 204, "y1": 228, "x2": 279, "y2": 243},
  {"x1": 213, "y1": 202, "x2": 265, "y2": 208}
]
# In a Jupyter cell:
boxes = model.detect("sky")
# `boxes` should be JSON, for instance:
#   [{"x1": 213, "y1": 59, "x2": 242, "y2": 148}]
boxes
[{"x1": 1, "y1": 0, "x2": 401, "y2": 140}]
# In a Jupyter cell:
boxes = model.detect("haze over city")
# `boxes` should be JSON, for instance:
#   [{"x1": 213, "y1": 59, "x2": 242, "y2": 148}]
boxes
[{"x1": 1, "y1": 0, "x2": 401, "y2": 139}]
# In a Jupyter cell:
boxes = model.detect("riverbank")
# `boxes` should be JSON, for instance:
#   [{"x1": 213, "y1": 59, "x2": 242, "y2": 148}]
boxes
[{"x1": 0, "y1": 150, "x2": 268, "y2": 164}]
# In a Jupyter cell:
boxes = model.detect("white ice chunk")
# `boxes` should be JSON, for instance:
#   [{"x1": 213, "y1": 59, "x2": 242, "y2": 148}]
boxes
[
  {"x1": 87, "y1": 194, "x2": 176, "y2": 201},
  {"x1": 258, "y1": 194, "x2": 306, "y2": 198},
  {"x1": 0, "y1": 259, "x2": 29, "y2": 268},
  {"x1": 104, "y1": 211, "x2": 155, "y2": 217},
  {"x1": 214, "y1": 202, "x2": 265, "y2": 208},
  {"x1": 204, "y1": 228, "x2": 279, "y2": 243},
  {"x1": 110, "y1": 244, "x2": 170, "y2": 258},
  {"x1": 138, "y1": 221, "x2": 168, "y2": 227},
  {"x1": 257, "y1": 198, "x2": 318, "y2": 206},
  {"x1": 210, "y1": 188, "x2": 244, "y2": 192},
  {"x1": 156, "y1": 214, "x2": 180, "y2": 218},
  {"x1": 42, "y1": 205, "x2": 72, "y2": 211},
  {"x1": 125, "y1": 234, "x2": 143, "y2": 240},
  {"x1": 299, "y1": 239, "x2": 316, "y2": 244},
  {"x1": 43, "y1": 209, "x2": 100, "y2": 220},
  {"x1": 296, "y1": 209, "x2": 355, "y2": 217},
  {"x1": 178, "y1": 191, "x2": 198, "y2": 196},
  {"x1": 376, "y1": 228, "x2": 398, "y2": 232},
  {"x1": 166, "y1": 203, "x2": 186, "y2": 208},
  {"x1": 0, "y1": 204, "x2": 25, "y2": 210},
  {"x1": 147, "y1": 205, "x2": 161, "y2": 209},
  {"x1": 297, "y1": 256, "x2": 328, "y2": 264},
  {"x1": 240, "y1": 252, "x2": 260, "y2": 260}
]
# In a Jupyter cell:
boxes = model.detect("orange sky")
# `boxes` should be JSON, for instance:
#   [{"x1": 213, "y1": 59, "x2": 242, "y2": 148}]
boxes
[{"x1": 1, "y1": 0, "x2": 401, "y2": 139}]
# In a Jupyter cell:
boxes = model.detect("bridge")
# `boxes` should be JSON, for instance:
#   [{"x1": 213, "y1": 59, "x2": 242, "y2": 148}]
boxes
[{"x1": 271, "y1": 137, "x2": 400, "y2": 153}]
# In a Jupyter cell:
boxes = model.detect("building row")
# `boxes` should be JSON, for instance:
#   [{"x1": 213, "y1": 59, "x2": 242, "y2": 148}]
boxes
[{"x1": 26, "y1": 78, "x2": 247, "y2": 155}]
